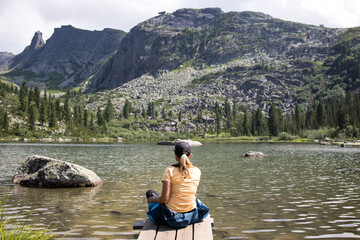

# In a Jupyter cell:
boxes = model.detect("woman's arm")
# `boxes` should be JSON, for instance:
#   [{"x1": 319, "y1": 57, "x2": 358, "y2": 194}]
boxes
[{"x1": 148, "y1": 181, "x2": 171, "y2": 204}]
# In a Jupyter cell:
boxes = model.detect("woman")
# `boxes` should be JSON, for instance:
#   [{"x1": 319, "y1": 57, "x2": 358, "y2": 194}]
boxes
[{"x1": 146, "y1": 141, "x2": 209, "y2": 228}]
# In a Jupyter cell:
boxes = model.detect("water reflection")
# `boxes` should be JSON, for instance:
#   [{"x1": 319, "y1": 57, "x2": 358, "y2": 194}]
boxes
[{"x1": 0, "y1": 143, "x2": 360, "y2": 239}]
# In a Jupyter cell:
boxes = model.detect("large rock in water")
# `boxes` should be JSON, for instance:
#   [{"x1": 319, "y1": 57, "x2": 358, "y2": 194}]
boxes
[{"x1": 13, "y1": 155, "x2": 103, "y2": 187}]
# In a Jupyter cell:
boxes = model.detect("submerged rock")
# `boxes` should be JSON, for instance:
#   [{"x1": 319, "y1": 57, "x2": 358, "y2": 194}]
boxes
[
  {"x1": 13, "y1": 155, "x2": 103, "y2": 187},
  {"x1": 244, "y1": 151, "x2": 264, "y2": 157}
]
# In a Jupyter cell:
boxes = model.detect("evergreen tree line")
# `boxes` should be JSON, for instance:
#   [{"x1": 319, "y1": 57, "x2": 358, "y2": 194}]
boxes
[
  {"x1": 0, "y1": 79, "x2": 359, "y2": 139},
  {"x1": 202, "y1": 91, "x2": 360, "y2": 138}
]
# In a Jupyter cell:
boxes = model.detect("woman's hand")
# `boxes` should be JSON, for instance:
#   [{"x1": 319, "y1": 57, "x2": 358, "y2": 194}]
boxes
[
  {"x1": 147, "y1": 193, "x2": 158, "y2": 203},
  {"x1": 147, "y1": 181, "x2": 171, "y2": 204}
]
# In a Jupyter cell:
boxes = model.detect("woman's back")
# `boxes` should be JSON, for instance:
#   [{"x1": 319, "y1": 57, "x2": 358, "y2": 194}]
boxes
[{"x1": 162, "y1": 164, "x2": 201, "y2": 213}]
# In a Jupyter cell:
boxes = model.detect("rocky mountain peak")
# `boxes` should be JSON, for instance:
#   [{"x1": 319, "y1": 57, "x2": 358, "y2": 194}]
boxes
[
  {"x1": 140, "y1": 7, "x2": 223, "y2": 30},
  {"x1": 29, "y1": 31, "x2": 45, "y2": 51}
]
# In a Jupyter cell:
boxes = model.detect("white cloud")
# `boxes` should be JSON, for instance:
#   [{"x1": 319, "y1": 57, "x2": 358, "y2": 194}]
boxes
[{"x1": 0, "y1": 0, "x2": 360, "y2": 54}]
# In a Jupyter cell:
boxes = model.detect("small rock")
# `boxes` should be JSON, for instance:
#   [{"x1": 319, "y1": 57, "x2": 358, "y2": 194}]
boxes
[{"x1": 244, "y1": 151, "x2": 264, "y2": 157}]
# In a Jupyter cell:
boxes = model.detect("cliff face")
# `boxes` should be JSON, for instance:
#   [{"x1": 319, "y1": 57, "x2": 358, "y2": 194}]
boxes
[
  {"x1": 0, "y1": 52, "x2": 15, "y2": 72},
  {"x1": 88, "y1": 8, "x2": 343, "y2": 91},
  {"x1": 90, "y1": 8, "x2": 224, "y2": 90},
  {"x1": 9, "y1": 26, "x2": 126, "y2": 88}
]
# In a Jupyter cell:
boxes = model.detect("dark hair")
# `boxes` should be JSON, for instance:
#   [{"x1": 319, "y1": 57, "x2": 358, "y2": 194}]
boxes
[
  {"x1": 173, "y1": 142, "x2": 192, "y2": 178},
  {"x1": 173, "y1": 142, "x2": 191, "y2": 157}
]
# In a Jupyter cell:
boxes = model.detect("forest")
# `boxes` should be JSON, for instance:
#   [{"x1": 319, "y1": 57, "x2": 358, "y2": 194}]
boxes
[{"x1": 0, "y1": 79, "x2": 359, "y2": 142}]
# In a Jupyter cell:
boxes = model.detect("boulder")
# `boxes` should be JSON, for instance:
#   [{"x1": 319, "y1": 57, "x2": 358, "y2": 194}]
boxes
[
  {"x1": 244, "y1": 151, "x2": 264, "y2": 157},
  {"x1": 13, "y1": 155, "x2": 103, "y2": 187},
  {"x1": 176, "y1": 139, "x2": 202, "y2": 146}
]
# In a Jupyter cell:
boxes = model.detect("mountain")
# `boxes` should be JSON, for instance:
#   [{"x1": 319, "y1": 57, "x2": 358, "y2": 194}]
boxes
[
  {"x1": 7, "y1": 25, "x2": 126, "y2": 89},
  {"x1": 88, "y1": 8, "x2": 343, "y2": 92},
  {"x1": 0, "y1": 52, "x2": 15, "y2": 72},
  {"x1": 3, "y1": 8, "x2": 360, "y2": 114}
]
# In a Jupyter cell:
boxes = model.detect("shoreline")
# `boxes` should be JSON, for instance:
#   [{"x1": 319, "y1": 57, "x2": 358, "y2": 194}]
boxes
[{"x1": 0, "y1": 136, "x2": 359, "y2": 146}]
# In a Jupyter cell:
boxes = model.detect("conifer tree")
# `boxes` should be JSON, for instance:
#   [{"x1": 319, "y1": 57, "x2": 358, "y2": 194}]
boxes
[
  {"x1": 215, "y1": 102, "x2": 222, "y2": 136},
  {"x1": 268, "y1": 104, "x2": 279, "y2": 137},
  {"x1": 19, "y1": 81, "x2": 28, "y2": 112},
  {"x1": 34, "y1": 86, "x2": 41, "y2": 107},
  {"x1": 28, "y1": 105, "x2": 38, "y2": 130},
  {"x1": 39, "y1": 100, "x2": 47, "y2": 125},
  {"x1": 294, "y1": 105, "x2": 302, "y2": 134},
  {"x1": 97, "y1": 107, "x2": 105, "y2": 126},
  {"x1": 64, "y1": 97, "x2": 71, "y2": 122},
  {"x1": 123, "y1": 100, "x2": 131, "y2": 119},
  {"x1": 255, "y1": 108, "x2": 265, "y2": 136},
  {"x1": 83, "y1": 109, "x2": 89, "y2": 128},
  {"x1": 224, "y1": 99, "x2": 232, "y2": 133},
  {"x1": 49, "y1": 108, "x2": 58, "y2": 129},
  {"x1": 178, "y1": 110, "x2": 183, "y2": 122},
  {"x1": 161, "y1": 108, "x2": 167, "y2": 119},
  {"x1": 104, "y1": 99, "x2": 115, "y2": 122},
  {"x1": 243, "y1": 110, "x2": 250, "y2": 136},
  {"x1": 316, "y1": 102, "x2": 326, "y2": 128},
  {"x1": 1, "y1": 111, "x2": 9, "y2": 134},
  {"x1": 141, "y1": 107, "x2": 147, "y2": 118}
]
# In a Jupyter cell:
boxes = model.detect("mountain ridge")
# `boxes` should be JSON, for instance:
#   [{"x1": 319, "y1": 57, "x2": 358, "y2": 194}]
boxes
[{"x1": 1, "y1": 8, "x2": 359, "y2": 115}]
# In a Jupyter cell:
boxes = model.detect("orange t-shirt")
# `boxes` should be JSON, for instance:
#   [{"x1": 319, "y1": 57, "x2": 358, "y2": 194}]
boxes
[{"x1": 162, "y1": 164, "x2": 201, "y2": 213}]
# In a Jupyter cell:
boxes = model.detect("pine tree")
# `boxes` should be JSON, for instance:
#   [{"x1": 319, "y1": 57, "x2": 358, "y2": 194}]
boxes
[
  {"x1": 97, "y1": 107, "x2": 104, "y2": 126},
  {"x1": 34, "y1": 86, "x2": 41, "y2": 107},
  {"x1": 215, "y1": 102, "x2": 222, "y2": 136},
  {"x1": 243, "y1": 110, "x2": 250, "y2": 136},
  {"x1": 2, "y1": 111, "x2": 9, "y2": 134},
  {"x1": 294, "y1": 105, "x2": 302, "y2": 134},
  {"x1": 39, "y1": 100, "x2": 47, "y2": 125},
  {"x1": 28, "y1": 105, "x2": 38, "y2": 130},
  {"x1": 141, "y1": 107, "x2": 147, "y2": 118},
  {"x1": 83, "y1": 109, "x2": 89, "y2": 128},
  {"x1": 316, "y1": 102, "x2": 326, "y2": 128},
  {"x1": 104, "y1": 99, "x2": 115, "y2": 122},
  {"x1": 19, "y1": 81, "x2": 28, "y2": 112},
  {"x1": 255, "y1": 108, "x2": 265, "y2": 136},
  {"x1": 64, "y1": 97, "x2": 71, "y2": 122},
  {"x1": 123, "y1": 99, "x2": 131, "y2": 119},
  {"x1": 178, "y1": 110, "x2": 182, "y2": 122},
  {"x1": 49, "y1": 108, "x2": 58, "y2": 129},
  {"x1": 28, "y1": 87, "x2": 34, "y2": 106},
  {"x1": 224, "y1": 99, "x2": 232, "y2": 133},
  {"x1": 268, "y1": 104, "x2": 279, "y2": 137},
  {"x1": 161, "y1": 108, "x2": 167, "y2": 119}
]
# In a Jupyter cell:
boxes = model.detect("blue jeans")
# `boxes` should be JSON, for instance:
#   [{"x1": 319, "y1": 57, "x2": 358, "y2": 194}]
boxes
[{"x1": 147, "y1": 198, "x2": 209, "y2": 228}]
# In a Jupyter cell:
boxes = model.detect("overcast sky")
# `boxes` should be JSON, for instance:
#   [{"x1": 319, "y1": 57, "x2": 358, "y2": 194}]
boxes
[{"x1": 1, "y1": 0, "x2": 360, "y2": 54}]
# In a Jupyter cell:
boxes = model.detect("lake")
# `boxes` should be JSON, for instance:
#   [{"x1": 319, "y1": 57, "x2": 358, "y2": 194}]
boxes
[{"x1": 1, "y1": 142, "x2": 360, "y2": 239}]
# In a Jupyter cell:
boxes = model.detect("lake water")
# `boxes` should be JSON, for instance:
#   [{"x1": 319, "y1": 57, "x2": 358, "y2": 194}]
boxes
[{"x1": 0, "y1": 142, "x2": 360, "y2": 240}]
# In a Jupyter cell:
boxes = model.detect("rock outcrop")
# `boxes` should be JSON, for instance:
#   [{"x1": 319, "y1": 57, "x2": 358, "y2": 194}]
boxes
[
  {"x1": 0, "y1": 52, "x2": 14, "y2": 72},
  {"x1": 13, "y1": 155, "x2": 103, "y2": 187},
  {"x1": 9, "y1": 26, "x2": 126, "y2": 89}
]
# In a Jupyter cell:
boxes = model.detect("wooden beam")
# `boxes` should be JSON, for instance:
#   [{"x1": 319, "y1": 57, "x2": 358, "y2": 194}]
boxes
[{"x1": 137, "y1": 219, "x2": 158, "y2": 240}]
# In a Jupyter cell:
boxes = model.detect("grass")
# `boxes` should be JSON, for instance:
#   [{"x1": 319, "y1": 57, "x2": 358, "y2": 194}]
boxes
[{"x1": 0, "y1": 195, "x2": 58, "y2": 240}]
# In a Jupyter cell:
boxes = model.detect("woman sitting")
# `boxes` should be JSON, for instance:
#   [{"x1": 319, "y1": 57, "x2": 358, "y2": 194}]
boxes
[{"x1": 146, "y1": 141, "x2": 209, "y2": 228}]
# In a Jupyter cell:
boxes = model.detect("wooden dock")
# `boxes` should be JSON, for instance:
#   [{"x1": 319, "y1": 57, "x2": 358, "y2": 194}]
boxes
[{"x1": 133, "y1": 215, "x2": 213, "y2": 240}]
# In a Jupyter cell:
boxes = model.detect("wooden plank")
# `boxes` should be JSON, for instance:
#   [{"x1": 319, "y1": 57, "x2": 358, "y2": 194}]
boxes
[
  {"x1": 176, "y1": 224, "x2": 193, "y2": 240},
  {"x1": 156, "y1": 224, "x2": 176, "y2": 240},
  {"x1": 137, "y1": 219, "x2": 158, "y2": 240},
  {"x1": 193, "y1": 215, "x2": 213, "y2": 240},
  {"x1": 133, "y1": 221, "x2": 146, "y2": 230}
]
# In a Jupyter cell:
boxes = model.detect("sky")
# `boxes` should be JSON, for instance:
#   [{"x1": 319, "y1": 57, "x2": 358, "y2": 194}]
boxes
[{"x1": 1, "y1": 0, "x2": 360, "y2": 54}]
